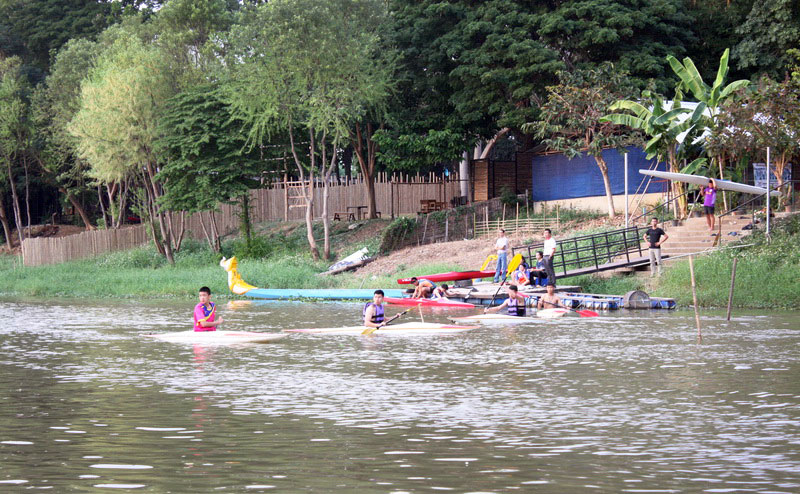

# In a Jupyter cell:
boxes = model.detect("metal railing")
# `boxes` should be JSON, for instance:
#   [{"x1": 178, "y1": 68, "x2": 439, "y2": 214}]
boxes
[{"x1": 512, "y1": 226, "x2": 646, "y2": 277}]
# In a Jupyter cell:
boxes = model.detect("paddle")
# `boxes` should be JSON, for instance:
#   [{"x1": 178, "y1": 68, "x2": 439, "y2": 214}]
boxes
[
  {"x1": 538, "y1": 298, "x2": 598, "y2": 317},
  {"x1": 484, "y1": 277, "x2": 508, "y2": 313},
  {"x1": 361, "y1": 306, "x2": 414, "y2": 335}
]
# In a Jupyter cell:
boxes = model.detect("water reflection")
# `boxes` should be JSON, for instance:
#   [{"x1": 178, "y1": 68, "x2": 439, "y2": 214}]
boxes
[{"x1": 0, "y1": 297, "x2": 798, "y2": 492}]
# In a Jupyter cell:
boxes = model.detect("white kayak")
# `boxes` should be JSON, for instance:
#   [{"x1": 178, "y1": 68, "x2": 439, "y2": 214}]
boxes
[
  {"x1": 284, "y1": 321, "x2": 479, "y2": 335},
  {"x1": 536, "y1": 308, "x2": 576, "y2": 319},
  {"x1": 450, "y1": 314, "x2": 534, "y2": 324},
  {"x1": 145, "y1": 330, "x2": 288, "y2": 345},
  {"x1": 640, "y1": 170, "x2": 780, "y2": 196}
]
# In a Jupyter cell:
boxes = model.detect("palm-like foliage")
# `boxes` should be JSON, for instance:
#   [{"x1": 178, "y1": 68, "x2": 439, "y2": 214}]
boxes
[{"x1": 602, "y1": 90, "x2": 705, "y2": 218}]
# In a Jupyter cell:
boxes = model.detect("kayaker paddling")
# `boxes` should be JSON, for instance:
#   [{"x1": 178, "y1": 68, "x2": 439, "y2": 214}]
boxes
[
  {"x1": 194, "y1": 286, "x2": 223, "y2": 332},
  {"x1": 484, "y1": 284, "x2": 527, "y2": 317},
  {"x1": 537, "y1": 284, "x2": 563, "y2": 310},
  {"x1": 363, "y1": 289, "x2": 386, "y2": 328}
]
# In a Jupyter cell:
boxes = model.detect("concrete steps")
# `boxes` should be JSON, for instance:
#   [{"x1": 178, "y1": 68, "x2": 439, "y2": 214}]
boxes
[{"x1": 638, "y1": 215, "x2": 753, "y2": 258}]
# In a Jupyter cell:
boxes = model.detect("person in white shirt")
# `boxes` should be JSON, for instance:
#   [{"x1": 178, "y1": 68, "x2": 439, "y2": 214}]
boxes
[
  {"x1": 542, "y1": 228, "x2": 557, "y2": 285},
  {"x1": 492, "y1": 228, "x2": 509, "y2": 283}
]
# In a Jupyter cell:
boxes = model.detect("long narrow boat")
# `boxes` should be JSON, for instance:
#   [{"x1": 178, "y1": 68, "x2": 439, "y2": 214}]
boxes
[
  {"x1": 397, "y1": 254, "x2": 524, "y2": 285},
  {"x1": 220, "y1": 257, "x2": 403, "y2": 299},
  {"x1": 640, "y1": 170, "x2": 781, "y2": 196},
  {"x1": 284, "y1": 322, "x2": 479, "y2": 335},
  {"x1": 450, "y1": 314, "x2": 534, "y2": 323},
  {"x1": 396, "y1": 271, "x2": 495, "y2": 285},
  {"x1": 536, "y1": 308, "x2": 575, "y2": 319},
  {"x1": 384, "y1": 297, "x2": 475, "y2": 308},
  {"x1": 145, "y1": 330, "x2": 288, "y2": 345}
]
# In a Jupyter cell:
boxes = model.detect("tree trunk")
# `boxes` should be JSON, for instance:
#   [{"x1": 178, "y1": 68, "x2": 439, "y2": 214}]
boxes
[
  {"x1": 351, "y1": 122, "x2": 380, "y2": 219},
  {"x1": 239, "y1": 193, "x2": 252, "y2": 245},
  {"x1": 142, "y1": 162, "x2": 174, "y2": 264},
  {"x1": 5, "y1": 159, "x2": 24, "y2": 243},
  {"x1": 289, "y1": 126, "x2": 319, "y2": 259},
  {"x1": 23, "y1": 157, "x2": 31, "y2": 237},
  {"x1": 199, "y1": 211, "x2": 216, "y2": 251},
  {"x1": 60, "y1": 187, "x2": 95, "y2": 230},
  {"x1": 321, "y1": 136, "x2": 337, "y2": 261},
  {"x1": 0, "y1": 198, "x2": 12, "y2": 252},
  {"x1": 774, "y1": 153, "x2": 788, "y2": 208},
  {"x1": 97, "y1": 184, "x2": 108, "y2": 228},
  {"x1": 594, "y1": 155, "x2": 616, "y2": 218},
  {"x1": 668, "y1": 147, "x2": 688, "y2": 219}
]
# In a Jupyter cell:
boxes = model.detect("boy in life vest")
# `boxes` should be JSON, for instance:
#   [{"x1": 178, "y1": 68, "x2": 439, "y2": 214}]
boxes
[
  {"x1": 511, "y1": 263, "x2": 530, "y2": 286},
  {"x1": 484, "y1": 284, "x2": 527, "y2": 317},
  {"x1": 363, "y1": 289, "x2": 386, "y2": 328},
  {"x1": 194, "y1": 286, "x2": 223, "y2": 332}
]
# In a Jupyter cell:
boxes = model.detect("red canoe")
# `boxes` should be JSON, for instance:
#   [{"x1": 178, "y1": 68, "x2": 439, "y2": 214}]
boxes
[
  {"x1": 396, "y1": 271, "x2": 495, "y2": 285},
  {"x1": 384, "y1": 297, "x2": 475, "y2": 308}
]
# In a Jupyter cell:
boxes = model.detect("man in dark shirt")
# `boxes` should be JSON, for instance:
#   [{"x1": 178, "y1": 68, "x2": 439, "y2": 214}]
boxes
[{"x1": 644, "y1": 217, "x2": 669, "y2": 277}]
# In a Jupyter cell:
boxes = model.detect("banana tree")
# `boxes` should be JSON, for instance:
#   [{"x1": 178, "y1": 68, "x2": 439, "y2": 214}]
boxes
[
  {"x1": 667, "y1": 48, "x2": 750, "y2": 208},
  {"x1": 602, "y1": 90, "x2": 706, "y2": 219}
]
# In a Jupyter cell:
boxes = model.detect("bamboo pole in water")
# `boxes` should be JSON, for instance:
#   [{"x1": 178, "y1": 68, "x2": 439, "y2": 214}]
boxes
[
  {"x1": 726, "y1": 257, "x2": 738, "y2": 321},
  {"x1": 689, "y1": 255, "x2": 702, "y2": 342}
]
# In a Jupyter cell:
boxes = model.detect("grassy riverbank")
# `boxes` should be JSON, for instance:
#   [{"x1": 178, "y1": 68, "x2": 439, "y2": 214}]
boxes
[
  {"x1": 2, "y1": 214, "x2": 798, "y2": 308},
  {"x1": 575, "y1": 213, "x2": 800, "y2": 309}
]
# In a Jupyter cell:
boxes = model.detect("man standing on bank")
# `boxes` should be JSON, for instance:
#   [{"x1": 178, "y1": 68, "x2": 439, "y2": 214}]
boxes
[
  {"x1": 493, "y1": 228, "x2": 509, "y2": 283},
  {"x1": 542, "y1": 229, "x2": 557, "y2": 284},
  {"x1": 644, "y1": 217, "x2": 669, "y2": 277}
]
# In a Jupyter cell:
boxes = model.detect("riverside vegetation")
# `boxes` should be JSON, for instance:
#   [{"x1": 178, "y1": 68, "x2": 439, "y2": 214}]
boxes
[{"x1": 1, "y1": 215, "x2": 798, "y2": 309}]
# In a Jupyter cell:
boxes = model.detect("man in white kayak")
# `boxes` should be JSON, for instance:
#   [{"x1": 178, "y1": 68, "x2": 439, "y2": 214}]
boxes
[
  {"x1": 194, "y1": 286, "x2": 224, "y2": 332},
  {"x1": 484, "y1": 284, "x2": 527, "y2": 317},
  {"x1": 537, "y1": 283, "x2": 563, "y2": 310},
  {"x1": 363, "y1": 289, "x2": 386, "y2": 328}
]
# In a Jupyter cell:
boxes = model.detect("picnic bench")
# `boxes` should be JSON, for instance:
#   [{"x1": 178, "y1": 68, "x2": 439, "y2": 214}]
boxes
[{"x1": 419, "y1": 199, "x2": 448, "y2": 214}]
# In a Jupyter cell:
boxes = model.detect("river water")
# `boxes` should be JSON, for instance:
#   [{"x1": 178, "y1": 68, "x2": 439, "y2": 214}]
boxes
[{"x1": 0, "y1": 298, "x2": 798, "y2": 493}]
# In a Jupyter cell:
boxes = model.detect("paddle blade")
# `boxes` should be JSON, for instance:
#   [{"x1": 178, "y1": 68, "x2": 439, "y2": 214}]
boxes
[
  {"x1": 577, "y1": 310, "x2": 599, "y2": 317},
  {"x1": 361, "y1": 326, "x2": 378, "y2": 335}
]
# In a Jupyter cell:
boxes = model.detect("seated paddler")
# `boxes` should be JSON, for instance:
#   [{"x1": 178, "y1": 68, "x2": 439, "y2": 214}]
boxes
[
  {"x1": 363, "y1": 289, "x2": 386, "y2": 328},
  {"x1": 194, "y1": 286, "x2": 223, "y2": 332},
  {"x1": 483, "y1": 284, "x2": 527, "y2": 317}
]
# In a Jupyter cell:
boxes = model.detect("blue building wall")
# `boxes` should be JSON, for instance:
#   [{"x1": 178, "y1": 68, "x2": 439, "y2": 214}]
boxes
[{"x1": 531, "y1": 146, "x2": 667, "y2": 202}]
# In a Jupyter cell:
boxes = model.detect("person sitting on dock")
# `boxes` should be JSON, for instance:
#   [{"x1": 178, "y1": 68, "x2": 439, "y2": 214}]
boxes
[
  {"x1": 484, "y1": 284, "x2": 527, "y2": 317},
  {"x1": 194, "y1": 286, "x2": 223, "y2": 332},
  {"x1": 530, "y1": 251, "x2": 547, "y2": 286},
  {"x1": 511, "y1": 263, "x2": 530, "y2": 286},
  {"x1": 363, "y1": 289, "x2": 385, "y2": 328},
  {"x1": 431, "y1": 284, "x2": 455, "y2": 300},
  {"x1": 537, "y1": 283, "x2": 563, "y2": 310},
  {"x1": 410, "y1": 277, "x2": 436, "y2": 299}
]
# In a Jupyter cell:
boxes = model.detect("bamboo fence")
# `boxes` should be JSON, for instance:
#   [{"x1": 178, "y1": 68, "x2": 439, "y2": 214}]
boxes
[{"x1": 21, "y1": 173, "x2": 465, "y2": 266}]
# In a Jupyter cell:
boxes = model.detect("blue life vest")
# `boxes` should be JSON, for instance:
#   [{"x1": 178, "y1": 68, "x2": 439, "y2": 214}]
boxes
[
  {"x1": 363, "y1": 302, "x2": 385, "y2": 324},
  {"x1": 507, "y1": 296, "x2": 526, "y2": 317}
]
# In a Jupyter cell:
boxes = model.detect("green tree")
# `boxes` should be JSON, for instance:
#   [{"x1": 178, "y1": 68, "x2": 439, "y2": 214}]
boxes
[
  {"x1": 0, "y1": 0, "x2": 111, "y2": 70},
  {"x1": 155, "y1": 84, "x2": 264, "y2": 252},
  {"x1": 712, "y1": 77, "x2": 800, "y2": 206},
  {"x1": 667, "y1": 48, "x2": 749, "y2": 208},
  {"x1": 0, "y1": 56, "x2": 33, "y2": 244},
  {"x1": 602, "y1": 90, "x2": 705, "y2": 218},
  {"x1": 33, "y1": 38, "x2": 100, "y2": 230},
  {"x1": 68, "y1": 35, "x2": 179, "y2": 263},
  {"x1": 226, "y1": 0, "x2": 392, "y2": 260},
  {"x1": 536, "y1": 0, "x2": 694, "y2": 92},
  {"x1": 523, "y1": 64, "x2": 640, "y2": 218},
  {"x1": 733, "y1": 0, "x2": 800, "y2": 79}
]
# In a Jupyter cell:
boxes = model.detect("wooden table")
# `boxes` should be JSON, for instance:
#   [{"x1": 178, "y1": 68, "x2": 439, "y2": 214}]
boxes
[{"x1": 347, "y1": 205, "x2": 368, "y2": 220}]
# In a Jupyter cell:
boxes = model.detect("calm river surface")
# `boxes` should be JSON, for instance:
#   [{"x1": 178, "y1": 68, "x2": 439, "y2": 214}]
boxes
[{"x1": 1, "y1": 298, "x2": 799, "y2": 493}]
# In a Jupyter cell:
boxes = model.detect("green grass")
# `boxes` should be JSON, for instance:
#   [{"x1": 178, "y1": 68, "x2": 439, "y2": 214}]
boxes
[{"x1": 652, "y1": 215, "x2": 800, "y2": 309}]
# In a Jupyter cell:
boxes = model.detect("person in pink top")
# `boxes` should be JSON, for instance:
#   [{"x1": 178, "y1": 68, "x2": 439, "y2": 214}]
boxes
[
  {"x1": 194, "y1": 286, "x2": 223, "y2": 332},
  {"x1": 702, "y1": 179, "x2": 717, "y2": 233}
]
